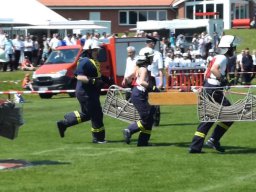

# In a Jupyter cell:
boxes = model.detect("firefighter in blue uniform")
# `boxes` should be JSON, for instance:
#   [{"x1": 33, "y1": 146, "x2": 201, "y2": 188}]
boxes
[
  {"x1": 189, "y1": 35, "x2": 238, "y2": 153},
  {"x1": 57, "y1": 40, "x2": 106, "y2": 143},
  {"x1": 123, "y1": 47, "x2": 158, "y2": 146}
]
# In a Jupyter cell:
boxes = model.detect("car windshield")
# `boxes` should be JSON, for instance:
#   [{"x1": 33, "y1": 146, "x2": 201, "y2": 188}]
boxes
[{"x1": 45, "y1": 49, "x2": 79, "y2": 64}]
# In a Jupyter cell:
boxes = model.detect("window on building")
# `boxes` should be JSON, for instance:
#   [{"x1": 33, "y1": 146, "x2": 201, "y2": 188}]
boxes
[
  {"x1": 139, "y1": 11, "x2": 147, "y2": 21},
  {"x1": 119, "y1": 12, "x2": 127, "y2": 24},
  {"x1": 119, "y1": 10, "x2": 167, "y2": 25},
  {"x1": 231, "y1": 3, "x2": 235, "y2": 20},
  {"x1": 89, "y1": 12, "x2": 100, "y2": 20},
  {"x1": 159, "y1": 11, "x2": 167, "y2": 21},
  {"x1": 148, "y1": 11, "x2": 157, "y2": 20},
  {"x1": 240, "y1": 4, "x2": 248, "y2": 18},
  {"x1": 195, "y1": 4, "x2": 203, "y2": 19},
  {"x1": 216, "y1": 4, "x2": 223, "y2": 19},
  {"x1": 235, "y1": 3, "x2": 240, "y2": 19},
  {"x1": 129, "y1": 11, "x2": 137, "y2": 24},
  {"x1": 186, "y1": 5, "x2": 194, "y2": 19},
  {"x1": 206, "y1": 4, "x2": 214, "y2": 19}
]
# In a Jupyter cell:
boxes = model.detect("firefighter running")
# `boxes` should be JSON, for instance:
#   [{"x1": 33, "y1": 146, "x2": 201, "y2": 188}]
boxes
[
  {"x1": 56, "y1": 40, "x2": 106, "y2": 143},
  {"x1": 189, "y1": 35, "x2": 239, "y2": 153},
  {"x1": 123, "y1": 47, "x2": 159, "y2": 146}
]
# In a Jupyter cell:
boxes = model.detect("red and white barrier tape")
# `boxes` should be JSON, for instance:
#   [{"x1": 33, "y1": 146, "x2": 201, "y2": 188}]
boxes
[
  {"x1": 0, "y1": 88, "x2": 131, "y2": 95},
  {"x1": 169, "y1": 72, "x2": 256, "y2": 75}
]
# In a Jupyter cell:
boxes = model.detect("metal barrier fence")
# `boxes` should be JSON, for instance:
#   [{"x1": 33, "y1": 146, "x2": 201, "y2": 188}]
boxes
[{"x1": 166, "y1": 67, "x2": 206, "y2": 91}]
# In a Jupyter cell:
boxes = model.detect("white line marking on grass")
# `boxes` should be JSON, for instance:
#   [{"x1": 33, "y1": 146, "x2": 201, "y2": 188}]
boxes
[
  {"x1": 32, "y1": 147, "x2": 68, "y2": 155},
  {"x1": 180, "y1": 171, "x2": 256, "y2": 192},
  {"x1": 32, "y1": 146, "x2": 133, "y2": 156}
]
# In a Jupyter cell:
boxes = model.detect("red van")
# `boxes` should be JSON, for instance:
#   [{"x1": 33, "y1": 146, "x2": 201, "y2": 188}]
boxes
[{"x1": 32, "y1": 45, "x2": 83, "y2": 98}]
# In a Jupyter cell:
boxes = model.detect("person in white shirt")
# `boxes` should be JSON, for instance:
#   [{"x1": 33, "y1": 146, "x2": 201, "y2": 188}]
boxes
[
  {"x1": 122, "y1": 46, "x2": 137, "y2": 100},
  {"x1": 194, "y1": 51, "x2": 205, "y2": 67},
  {"x1": 12, "y1": 34, "x2": 24, "y2": 70},
  {"x1": 235, "y1": 50, "x2": 245, "y2": 84},
  {"x1": 252, "y1": 49, "x2": 256, "y2": 78},
  {"x1": 0, "y1": 30, "x2": 6, "y2": 49},
  {"x1": 24, "y1": 35, "x2": 33, "y2": 62},
  {"x1": 49, "y1": 33, "x2": 60, "y2": 51},
  {"x1": 176, "y1": 34, "x2": 186, "y2": 53},
  {"x1": 64, "y1": 34, "x2": 75, "y2": 46},
  {"x1": 164, "y1": 50, "x2": 175, "y2": 70},
  {"x1": 173, "y1": 51, "x2": 182, "y2": 67},
  {"x1": 181, "y1": 52, "x2": 192, "y2": 67},
  {"x1": 3, "y1": 34, "x2": 14, "y2": 71},
  {"x1": 198, "y1": 33, "x2": 206, "y2": 58},
  {"x1": 145, "y1": 35, "x2": 163, "y2": 126},
  {"x1": 205, "y1": 49, "x2": 215, "y2": 67}
]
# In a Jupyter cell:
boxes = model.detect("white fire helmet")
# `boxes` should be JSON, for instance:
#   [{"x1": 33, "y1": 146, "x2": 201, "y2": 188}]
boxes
[
  {"x1": 83, "y1": 39, "x2": 101, "y2": 50},
  {"x1": 138, "y1": 47, "x2": 154, "y2": 60},
  {"x1": 218, "y1": 35, "x2": 239, "y2": 54}
]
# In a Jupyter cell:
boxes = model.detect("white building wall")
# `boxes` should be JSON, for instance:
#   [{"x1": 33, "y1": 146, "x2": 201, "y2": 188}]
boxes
[{"x1": 184, "y1": 0, "x2": 249, "y2": 30}]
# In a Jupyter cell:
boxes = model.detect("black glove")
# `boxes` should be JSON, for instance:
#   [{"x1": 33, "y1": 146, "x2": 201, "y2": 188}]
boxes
[
  {"x1": 219, "y1": 75, "x2": 229, "y2": 87},
  {"x1": 88, "y1": 77, "x2": 104, "y2": 88}
]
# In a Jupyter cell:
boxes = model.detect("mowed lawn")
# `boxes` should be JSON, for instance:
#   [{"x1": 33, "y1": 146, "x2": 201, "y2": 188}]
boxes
[
  {"x1": 1, "y1": 28, "x2": 256, "y2": 191},
  {"x1": 0, "y1": 73, "x2": 256, "y2": 192}
]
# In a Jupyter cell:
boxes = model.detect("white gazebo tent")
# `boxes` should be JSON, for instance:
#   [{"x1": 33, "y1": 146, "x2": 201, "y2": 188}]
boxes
[{"x1": 0, "y1": 0, "x2": 67, "y2": 26}]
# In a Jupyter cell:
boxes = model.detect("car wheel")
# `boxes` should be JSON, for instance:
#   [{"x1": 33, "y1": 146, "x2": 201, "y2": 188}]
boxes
[{"x1": 39, "y1": 93, "x2": 53, "y2": 99}]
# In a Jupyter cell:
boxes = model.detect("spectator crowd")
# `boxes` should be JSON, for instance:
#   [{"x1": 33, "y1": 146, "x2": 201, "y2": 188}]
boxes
[{"x1": 0, "y1": 28, "x2": 255, "y2": 85}]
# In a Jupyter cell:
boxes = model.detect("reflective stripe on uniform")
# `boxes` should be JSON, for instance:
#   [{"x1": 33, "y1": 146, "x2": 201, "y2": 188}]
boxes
[
  {"x1": 89, "y1": 59, "x2": 101, "y2": 78},
  {"x1": 91, "y1": 127, "x2": 105, "y2": 133},
  {"x1": 217, "y1": 122, "x2": 229, "y2": 130},
  {"x1": 74, "y1": 111, "x2": 81, "y2": 123},
  {"x1": 137, "y1": 121, "x2": 151, "y2": 135},
  {"x1": 194, "y1": 131, "x2": 205, "y2": 138}
]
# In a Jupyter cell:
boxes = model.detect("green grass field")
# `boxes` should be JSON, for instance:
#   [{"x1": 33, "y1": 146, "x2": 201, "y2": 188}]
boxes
[
  {"x1": 1, "y1": 71, "x2": 256, "y2": 192},
  {"x1": 1, "y1": 29, "x2": 256, "y2": 192}
]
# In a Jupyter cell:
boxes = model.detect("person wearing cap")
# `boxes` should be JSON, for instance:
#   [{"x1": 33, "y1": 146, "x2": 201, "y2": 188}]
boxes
[
  {"x1": 164, "y1": 49, "x2": 175, "y2": 70},
  {"x1": 181, "y1": 52, "x2": 192, "y2": 67},
  {"x1": 193, "y1": 51, "x2": 205, "y2": 67},
  {"x1": 123, "y1": 47, "x2": 156, "y2": 146},
  {"x1": 145, "y1": 35, "x2": 163, "y2": 126},
  {"x1": 205, "y1": 49, "x2": 215, "y2": 67},
  {"x1": 56, "y1": 40, "x2": 106, "y2": 144},
  {"x1": 189, "y1": 35, "x2": 237, "y2": 153},
  {"x1": 173, "y1": 50, "x2": 182, "y2": 67}
]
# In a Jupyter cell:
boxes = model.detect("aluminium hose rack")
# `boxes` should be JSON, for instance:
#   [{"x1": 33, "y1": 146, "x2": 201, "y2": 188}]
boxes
[{"x1": 102, "y1": 85, "x2": 140, "y2": 123}]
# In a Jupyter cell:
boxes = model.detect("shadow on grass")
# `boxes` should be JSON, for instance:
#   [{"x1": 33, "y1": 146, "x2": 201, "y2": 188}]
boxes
[
  {"x1": 49, "y1": 96, "x2": 71, "y2": 100},
  {"x1": 30, "y1": 160, "x2": 71, "y2": 166},
  {"x1": 171, "y1": 143, "x2": 256, "y2": 154},
  {"x1": 150, "y1": 142, "x2": 256, "y2": 154},
  {"x1": 152, "y1": 141, "x2": 191, "y2": 147},
  {"x1": 224, "y1": 146, "x2": 256, "y2": 154},
  {"x1": 159, "y1": 123, "x2": 198, "y2": 127}
]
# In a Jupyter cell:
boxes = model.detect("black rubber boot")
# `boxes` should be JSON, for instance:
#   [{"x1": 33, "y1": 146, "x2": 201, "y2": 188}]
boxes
[
  {"x1": 56, "y1": 120, "x2": 68, "y2": 138},
  {"x1": 137, "y1": 132, "x2": 151, "y2": 147}
]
